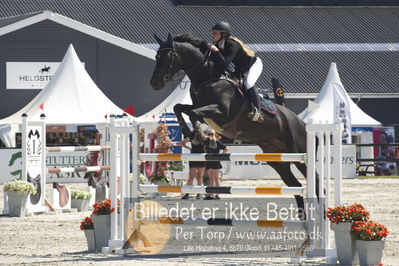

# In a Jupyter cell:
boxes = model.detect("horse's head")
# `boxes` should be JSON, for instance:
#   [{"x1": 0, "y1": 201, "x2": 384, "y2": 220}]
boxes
[{"x1": 150, "y1": 33, "x2": 181, "y2": 90}]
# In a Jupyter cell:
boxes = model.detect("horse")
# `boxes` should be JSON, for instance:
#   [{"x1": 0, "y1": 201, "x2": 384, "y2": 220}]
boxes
[
  {"x1": 150, "y1": 33, "x2": 319, "y2": 219},
  {"x1": 39, "y1": 65, "x2": 51, "y2": 73}
]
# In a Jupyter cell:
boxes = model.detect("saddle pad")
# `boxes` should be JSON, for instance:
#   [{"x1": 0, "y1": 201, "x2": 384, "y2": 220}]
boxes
[{"x1": 260, "y1": 97, "x2": 277, "y2": 115}]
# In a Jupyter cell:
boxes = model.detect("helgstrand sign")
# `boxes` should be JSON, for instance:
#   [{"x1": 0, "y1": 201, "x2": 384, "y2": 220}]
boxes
[{"x1": 6, "y1": 62, "x2": 84, "y2": 89}]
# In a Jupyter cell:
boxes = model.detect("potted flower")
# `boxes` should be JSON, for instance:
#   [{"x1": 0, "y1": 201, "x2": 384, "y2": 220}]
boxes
[
  {"x1": 91, "y1": 198, "x2": 119, "y2": 252},
  {"x1": 351, "y1": 220, "x2": 388, "y2": 266},
  {"x1": 150, "y1": 123, "x2": 172, "y2": 186},
  {"x1": 139, "y1": 173, "x2": 149, "y2": 184},
  {"x1": 325, "y1": 203, "x2": 369, "y2": 265},
  {"x1": 80, "y1": 215, "x2": 96, "y2": 251},
  {"x1": 3, "y1": 180, "x2": 36, "y2": 217},
  {"x1": 71, "y1": 190, "x2": 92, "y2": 212}
]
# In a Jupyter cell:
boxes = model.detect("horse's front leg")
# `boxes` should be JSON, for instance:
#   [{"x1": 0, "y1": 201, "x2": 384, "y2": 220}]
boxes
[
  {"x1": 188, "y1": 104, "x2": 228, "y2": 125},
  {"x1": 173, "y1": 104, "x2": 195, "y2": 137}
]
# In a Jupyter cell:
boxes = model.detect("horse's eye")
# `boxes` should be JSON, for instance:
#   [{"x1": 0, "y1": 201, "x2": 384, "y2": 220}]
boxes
[{"x1": 156, "y1": 55, "x2": 160, "y2": 60}]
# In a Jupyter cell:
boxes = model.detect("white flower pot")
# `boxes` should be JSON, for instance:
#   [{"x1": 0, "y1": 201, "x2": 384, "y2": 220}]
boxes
[
  {"x1": 92, "y1": 214, "x2": 110, "y2": 252},
  {"x1": 356, "y1": 240, "x2": 385, "y2": 266},
  {"x1": 6, "y1": 191, "x2": 29, "y2": 217},
  {"x1": 71, "y1": 199, "x2": 91, "y2": 212},
  {"x1": 84, "y1": 229, "x2": 96, "y2": 251},
  {"x1": 331, "y1": 222, "x2": 359, "y2": 265}
]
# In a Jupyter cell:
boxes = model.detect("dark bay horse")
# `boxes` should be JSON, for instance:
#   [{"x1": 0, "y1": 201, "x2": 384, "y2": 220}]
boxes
[{"x1": 150, "y1": 33, "x2": 316, "y2": 217}]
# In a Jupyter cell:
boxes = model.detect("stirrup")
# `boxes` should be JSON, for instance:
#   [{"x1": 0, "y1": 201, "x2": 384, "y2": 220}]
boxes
[{"x1": 249, "y1": 107, "x2": 264, "y2": 122}]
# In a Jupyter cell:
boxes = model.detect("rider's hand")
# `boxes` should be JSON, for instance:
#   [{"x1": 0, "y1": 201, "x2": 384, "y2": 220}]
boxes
[{"x1": 208, "y1": 44, "x2": 219, "y2": 52}]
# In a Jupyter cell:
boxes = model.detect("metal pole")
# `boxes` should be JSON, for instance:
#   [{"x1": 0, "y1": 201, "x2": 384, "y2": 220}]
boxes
[
  {"x1": 21, "y1": 114, "x2": 28, "y2": 181},
  {"x1": 109, "y1": 115, "x2": 118, "y2": 241},
  {"x1": 318, "y1": 129, "x2": 325, "y2": 249},
  {"x1": 325, "y1": 130, "x2": 331, "y2": 250},
  {"x1": 333, "y1": 123, "x2": 343, "y2": 206},
  {"x1": 131, "y1": 121, "x2": 140, "y2": 200},
  {"x1": 118, "y1": 117, "x2": 129, "y2": 241},
  {"x1": 39, "y1": 114, "x2": 46, "y2": 207},
  {"x1": 306, "y1": 121, "x2": 316, "y2": 250}
]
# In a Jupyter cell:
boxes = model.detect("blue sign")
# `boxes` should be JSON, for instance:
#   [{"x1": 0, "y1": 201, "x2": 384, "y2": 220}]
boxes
[{"x1": 159, "y1": 113, "x2": 182, "y2": 154}]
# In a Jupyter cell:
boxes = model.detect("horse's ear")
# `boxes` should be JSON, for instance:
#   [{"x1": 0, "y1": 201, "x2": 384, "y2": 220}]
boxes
[
  {"x1": 154, "y1": 33, "x2": 164, "y2": 46},
  {"x1": 166, "y1": 33, "x2": 173, "y2": 47}
]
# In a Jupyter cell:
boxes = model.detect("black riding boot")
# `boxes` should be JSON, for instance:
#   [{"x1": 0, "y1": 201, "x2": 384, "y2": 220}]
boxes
[{"x1": 247, "y1": 87, "x2": 264, "y2": 122}]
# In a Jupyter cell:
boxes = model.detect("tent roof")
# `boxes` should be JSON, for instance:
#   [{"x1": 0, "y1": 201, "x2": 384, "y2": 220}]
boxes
[
  {"x1": 0, "y1": 44, "x2": 132, "y2": 147},
  {"x1": 0, "y1": 44, "x2": 129, "y2": 124},
  {"x1": 298, "y1": 63, "x2": 381, "y2": 127},
  {"x1": 0, "y1": 11, "x2": 154, "y2": 59}
]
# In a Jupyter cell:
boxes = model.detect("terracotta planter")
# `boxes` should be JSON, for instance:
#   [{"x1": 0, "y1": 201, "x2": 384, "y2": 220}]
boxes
[
  {"x1": 83, "y1": 229, "x2": 96, "y2": 251},
  {"x1": 356, "y1": 240, "x2": 385, "y2": 266},
  {"x1": 92, "y1": 214, "x2": 110, "y2": 252},
  {"x1": 71, "y1": 199, "x2": 91, "y2": 212},
  {"x1": 331, "y1": 222, "x2": 358, "y2": 265},
  {"x1": 6, "y1": 191, "x2": 29, "y2": 217}
]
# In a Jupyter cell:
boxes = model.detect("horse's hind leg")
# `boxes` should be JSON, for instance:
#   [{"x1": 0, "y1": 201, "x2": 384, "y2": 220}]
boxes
[{"x1": 267, "y1": 162, "x2": 305, "y2": 220}]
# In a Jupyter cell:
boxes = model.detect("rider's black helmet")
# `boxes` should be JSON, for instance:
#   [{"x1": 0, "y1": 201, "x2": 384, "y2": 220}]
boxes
[{"x1": 212, "y1": 21, "x2": 231, "y2": 36}]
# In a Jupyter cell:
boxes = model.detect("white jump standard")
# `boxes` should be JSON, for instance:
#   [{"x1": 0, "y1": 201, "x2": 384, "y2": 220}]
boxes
[
  {"x1": 105, "y1": 118, "x2": 343, "y2": 264},
  {"x1": 20, "y1": 113, "x2": 112, "y2": 213}
]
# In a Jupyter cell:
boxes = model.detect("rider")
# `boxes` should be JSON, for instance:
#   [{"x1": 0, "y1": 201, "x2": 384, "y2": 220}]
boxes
[{"x1": 209, "y1": 21, "x2": 264, "y2": 123}]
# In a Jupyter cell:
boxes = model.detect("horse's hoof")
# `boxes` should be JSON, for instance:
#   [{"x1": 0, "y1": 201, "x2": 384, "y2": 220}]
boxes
[{"x1": 193, "y1": 121, "x2": 202, "y2": 130}]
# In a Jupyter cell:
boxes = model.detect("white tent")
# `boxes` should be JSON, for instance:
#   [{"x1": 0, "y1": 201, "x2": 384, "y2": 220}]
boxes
[
  {"x1": 299, "y1": 63, "x2": 381, "y2": 127},
  {"x1": 0, "y1": 44, "x2": 130, "y2": 147}
]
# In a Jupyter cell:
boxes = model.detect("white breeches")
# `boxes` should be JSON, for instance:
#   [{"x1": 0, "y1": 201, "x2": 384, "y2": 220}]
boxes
[{"x1": 244, "y1": 57, "x2": 263, "y2": 89}]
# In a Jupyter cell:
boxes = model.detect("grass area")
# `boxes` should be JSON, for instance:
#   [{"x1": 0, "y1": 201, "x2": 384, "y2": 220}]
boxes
[{"x1": 357, "y1": 175, "x2": 399, "y2": 179}]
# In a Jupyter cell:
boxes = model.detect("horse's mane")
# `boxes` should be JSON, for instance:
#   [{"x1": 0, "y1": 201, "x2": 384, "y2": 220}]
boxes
[{"x1": 173, "y1": 33, "x2": 208, "y2": 54}]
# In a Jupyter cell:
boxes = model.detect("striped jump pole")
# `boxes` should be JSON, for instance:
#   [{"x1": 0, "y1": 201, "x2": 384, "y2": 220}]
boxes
[
  {"x1": 139, "y1": 153, "x2": 306, "y2": 163},
  {"x1": 140, "y1": 217, "x2": 306, "y2": 228},
  {"x1": 47, "y1": 145, "x2": 111, "y2": 152},
  {"x1": 140, "y1": 185, "x2": 305, "y2": 196},
  {"x1": 47, "y1": 165, "x2": 111, "y2": 174}
]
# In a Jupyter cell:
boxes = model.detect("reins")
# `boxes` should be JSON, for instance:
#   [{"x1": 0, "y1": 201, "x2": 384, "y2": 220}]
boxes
[{"x1": 156, "y1": 45, "x2": 210, "y2": 84}]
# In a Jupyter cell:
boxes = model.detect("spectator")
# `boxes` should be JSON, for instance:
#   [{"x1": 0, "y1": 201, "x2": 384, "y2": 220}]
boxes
[
  {"x1": 178, "y1": 131, "x2": 206, "y2": 200},
  {"x1": 203, "y1": 129, "x2": 228, "y2": 200}
]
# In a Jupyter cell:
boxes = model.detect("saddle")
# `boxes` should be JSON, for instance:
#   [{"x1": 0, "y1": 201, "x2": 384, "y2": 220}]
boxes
[
  {"x1": 53, "y1": 182, "x2": 69, "y2": 208},
  {"x1": 27, "y1": 173, "x2": 41, "y2": 205},
  {"x1": 221, "y1": 74, "x2": 277, "y2": 116}
]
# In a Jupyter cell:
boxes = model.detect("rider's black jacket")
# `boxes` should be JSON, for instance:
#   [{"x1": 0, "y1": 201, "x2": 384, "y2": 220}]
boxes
[{"x1": 212, "y1": 38, "x2": 256, "y2": 76}]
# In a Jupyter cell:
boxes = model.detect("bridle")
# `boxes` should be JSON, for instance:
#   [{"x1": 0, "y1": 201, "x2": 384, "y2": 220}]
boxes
[
  {"x1": 156, "y1": 44, "x2": 210, "y2": 83},
  {"x1": 157, "y1": 47, "x2": 180, "y2": 82}
]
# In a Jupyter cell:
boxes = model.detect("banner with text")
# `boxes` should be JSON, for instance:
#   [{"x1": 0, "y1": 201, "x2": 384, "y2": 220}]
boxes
[{"x1": 6, "y1": 62, "x2": 84, "y2": 89}]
